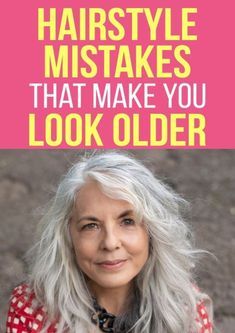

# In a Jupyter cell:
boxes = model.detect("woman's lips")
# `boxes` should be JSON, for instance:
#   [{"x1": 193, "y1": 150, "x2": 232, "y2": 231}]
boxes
[{"x1": 96, "y1": 259, "x2": 127, "y2": 270}]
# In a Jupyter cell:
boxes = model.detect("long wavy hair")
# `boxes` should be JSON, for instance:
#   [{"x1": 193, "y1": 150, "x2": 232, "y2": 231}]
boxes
[{"x1": 26, "y1": 151, "x2": 204, "y2": 333}]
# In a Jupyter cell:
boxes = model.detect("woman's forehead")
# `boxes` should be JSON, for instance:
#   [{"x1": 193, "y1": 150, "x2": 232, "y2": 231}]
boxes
[{"x1": 74, "y1": 181, "x2": 134, "y2": 216}]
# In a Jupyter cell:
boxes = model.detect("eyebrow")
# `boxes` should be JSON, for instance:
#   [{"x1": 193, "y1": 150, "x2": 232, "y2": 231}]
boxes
[
  {"x1": 77, "y1": 209, "x2": 134, "y2": 224},
  {"x1": 77, "y1": 216, "x2": 100, "y2": 224},
  {"x1": 117, "y1": 209, "x2": 134, "y2": 219}
]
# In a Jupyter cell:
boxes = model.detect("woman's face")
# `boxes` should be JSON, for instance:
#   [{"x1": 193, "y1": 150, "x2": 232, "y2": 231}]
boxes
[{"x1": 70, "y1": 182, "x2": 149, "y2": 292}]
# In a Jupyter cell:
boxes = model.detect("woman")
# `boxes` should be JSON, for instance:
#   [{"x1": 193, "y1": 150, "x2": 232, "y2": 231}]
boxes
[{"x1": 6, "y1": 151, "x2": 213, "y2": 333}]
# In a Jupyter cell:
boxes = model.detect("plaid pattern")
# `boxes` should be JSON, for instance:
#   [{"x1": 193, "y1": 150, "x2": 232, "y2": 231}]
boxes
[
  {"x1": 196, "y1": 301, "x2": 213, "y2": 333},
  {"x1": 6, "y1": 284, "x2": 213, "y2": 332},
  {"x1": 6, "y1": 285, "x2": 57, "y2": 333}
]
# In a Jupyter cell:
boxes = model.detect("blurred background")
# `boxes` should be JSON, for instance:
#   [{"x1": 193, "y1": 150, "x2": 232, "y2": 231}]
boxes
[{"x1": 0, "y1": 150, "x2": 234, "y2": 332}]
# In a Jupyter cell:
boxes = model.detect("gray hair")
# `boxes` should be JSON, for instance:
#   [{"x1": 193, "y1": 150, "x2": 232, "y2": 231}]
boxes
[{"x1": 27, "y1": 151, "x2": 203, "y2": 333}]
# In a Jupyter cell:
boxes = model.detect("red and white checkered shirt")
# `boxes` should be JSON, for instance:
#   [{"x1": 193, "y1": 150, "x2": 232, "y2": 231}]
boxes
[{"x1": 6, "y1": 284, "x2": 213, "y2": 333}]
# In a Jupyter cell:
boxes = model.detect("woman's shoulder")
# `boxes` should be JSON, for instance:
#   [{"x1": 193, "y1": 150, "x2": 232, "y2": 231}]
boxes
[
  {"x1": 6, "y1": 283, "x2": 57, "y2": 333},
  {"x1": 195, "y1": 291, "x2": 213, "y2": 333}
]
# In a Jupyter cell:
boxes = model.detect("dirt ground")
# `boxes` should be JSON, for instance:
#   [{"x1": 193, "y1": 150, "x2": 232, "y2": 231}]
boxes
[{"x1": 0, "y1": 150, "x2": 234, "y2": 332}]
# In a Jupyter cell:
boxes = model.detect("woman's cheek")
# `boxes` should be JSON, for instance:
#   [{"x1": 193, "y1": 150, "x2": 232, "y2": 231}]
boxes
[{"x1": 123, "y1": 231, "x2": 148, "y2": 250}]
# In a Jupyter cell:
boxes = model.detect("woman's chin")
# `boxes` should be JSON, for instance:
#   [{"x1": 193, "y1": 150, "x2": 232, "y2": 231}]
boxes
[{"x1": 89, "y1": 275, "x2": 133, "y2": 290}]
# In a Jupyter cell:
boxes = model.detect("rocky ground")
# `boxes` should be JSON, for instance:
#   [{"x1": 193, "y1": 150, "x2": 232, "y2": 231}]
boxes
[{"x1": 0, "y1": 150, "x2": 234, "y2": 332}]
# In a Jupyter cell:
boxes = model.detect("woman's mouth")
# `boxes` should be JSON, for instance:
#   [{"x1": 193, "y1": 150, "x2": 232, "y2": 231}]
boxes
[{"x1": 96, "y1": 259, "x2": 127, "y2": 270}]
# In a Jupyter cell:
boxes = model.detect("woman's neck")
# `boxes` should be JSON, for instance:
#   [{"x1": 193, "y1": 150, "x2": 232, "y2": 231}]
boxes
[{"x1": 89, "y1": 283, "x2": 134, "y2": 316}]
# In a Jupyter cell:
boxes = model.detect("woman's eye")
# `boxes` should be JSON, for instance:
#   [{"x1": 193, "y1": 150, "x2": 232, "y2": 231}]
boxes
[
  {"x1": 122, "y1": 218, "x2": 135, "y2": 226},
  {"x1": 81, "y1": 223, "x2": 99, "y2": 231}
]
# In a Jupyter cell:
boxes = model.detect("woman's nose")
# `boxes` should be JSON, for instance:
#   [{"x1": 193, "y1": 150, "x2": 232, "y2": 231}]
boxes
[{"x1": 100, "y1": 227, "x2": 121, "y2": 251}]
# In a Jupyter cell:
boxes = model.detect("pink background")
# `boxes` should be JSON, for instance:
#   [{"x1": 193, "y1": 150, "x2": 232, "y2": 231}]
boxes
[{"x1": 0, "y1": 0, "x2": 234, "y2": 148}]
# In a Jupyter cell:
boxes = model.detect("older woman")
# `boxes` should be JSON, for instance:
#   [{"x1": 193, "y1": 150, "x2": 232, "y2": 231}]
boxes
[{"x1": 6, "y1": 152, "x2": 213, "y2": 333}]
